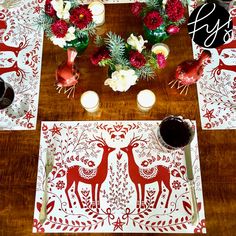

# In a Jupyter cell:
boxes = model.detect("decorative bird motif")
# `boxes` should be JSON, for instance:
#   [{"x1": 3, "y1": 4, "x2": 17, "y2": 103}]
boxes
[{"x1": 169, "y1": 50, "x2": 211, "y2": 94}]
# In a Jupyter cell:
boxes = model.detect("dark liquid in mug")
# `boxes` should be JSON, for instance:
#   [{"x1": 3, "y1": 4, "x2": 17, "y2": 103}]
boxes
[
  {"x1": 160, "y1": 117, "x2": 192, "y2": 148},
  {"x1": 0, "y1": 80, "x2": 14, "y2": 110}
]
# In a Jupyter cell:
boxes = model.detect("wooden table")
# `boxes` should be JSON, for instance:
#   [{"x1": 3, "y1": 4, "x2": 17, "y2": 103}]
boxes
[{"x1": 0, "y1": 4, "x2": 235, "y2": 236}]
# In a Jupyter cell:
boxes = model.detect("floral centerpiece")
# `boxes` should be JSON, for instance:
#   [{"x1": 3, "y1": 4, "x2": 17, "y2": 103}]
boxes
[
  {"x1": 90, "y1": 32, "x2": 168, "y2": 92},
  {"x1": 131, "y1": 0, "x2": 188, "y2": 44},
  {"x1": 41, "y1": 0, "x2": 96, "y2": 52},
  {"x1": 39, "y1": 0, "x2": 97, "y2": 98}
]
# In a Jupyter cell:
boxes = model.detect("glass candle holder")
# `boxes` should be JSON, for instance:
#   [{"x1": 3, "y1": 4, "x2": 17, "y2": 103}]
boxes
[
  {"x1": 151, "y1": 43, "x2": 170, "y2": 58},
  {"x1": 137, "y1": 89, "x2": 156, "y2": 112},
  {"x1": 80, "y1": 91, "x2": 99, "y2": 112},
  {"x1": 88, "y1": 1, "x2": 105, "y2": 26}
]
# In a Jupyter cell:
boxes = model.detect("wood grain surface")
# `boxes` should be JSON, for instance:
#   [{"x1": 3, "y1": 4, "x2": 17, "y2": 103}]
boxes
[{"x1": 0, "y1": 4, "x2": 235, "y2": 236}]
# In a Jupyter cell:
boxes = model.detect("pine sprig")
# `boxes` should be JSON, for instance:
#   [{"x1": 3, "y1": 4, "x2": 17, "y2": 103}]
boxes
[
  {"x1": 94, "y1": 35, "x2": 104, "y2": 47},
  {"x1": 38, "y1": 13, "x2": 53, "y2": 38},
  {"x1": 105, "y1": 32, "x2": 126, "y2": 61},
  {"x1": 69, "y1": 0, "x2": 80, "y2": 8},
  {"x1": 138, "y1": 65, "x2": 155, "y2": 80},
  {"x1": 145, "y1": 0, "x2": 162, "y2": 10},
  {"x1": 98, "y1": 58, "x2": 113, "y2": 67},
  {"x1": 92, "y1": 32, "x2": 160, "y2": 81}
]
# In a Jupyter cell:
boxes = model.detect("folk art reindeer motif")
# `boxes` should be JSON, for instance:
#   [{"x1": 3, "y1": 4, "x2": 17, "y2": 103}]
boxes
[
  {"x1": 65, "y1": 135, "x2": 115, "y2": 209},
  {"x1": 120, "y1": 135, "x2": 172, "y2": 209},
  {"x1": 0, "y1": 14, "x2": 29, "y2": 77}
]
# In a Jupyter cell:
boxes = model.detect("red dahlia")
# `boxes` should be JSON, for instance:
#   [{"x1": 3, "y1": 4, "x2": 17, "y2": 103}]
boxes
[
  {"x1": 143, "y1": 11, "x2": 163, "y2": 30},
  {"x1": 156, "y1": 53, "x2": 166, "y2": 69},
  {"x1": 70, "y1": 6, "x2": 93, "y2": 29},
  {"x1": 129, "y1": 50, "x2": 146, "y2": 69},
  {"x1": 90, "y1": 46, "x2": 110, "y2": 65},
  {"x1": 130, "y1": 2, "x2": 143, "y2": 17},
  {"x1": 166, "y1": 0, "x2": 185, "y2": 22},
  {"x1": 45, "y1": 0, "x2": 56, "y2": 17},
  {"x1": 51, "y1": 20, "x2": 68, "y2": 38}
]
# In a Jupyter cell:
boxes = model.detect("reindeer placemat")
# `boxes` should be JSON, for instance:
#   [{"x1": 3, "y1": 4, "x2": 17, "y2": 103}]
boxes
[
  {"x1": 189, "y1": 1, "x2": 236, "y2": 129},
  {"x1": 33, "y1": 121, "x2": 206, "y2": 233},
  {"x1": 0, "y1": 0, "x2": 44, "y2": 130}
]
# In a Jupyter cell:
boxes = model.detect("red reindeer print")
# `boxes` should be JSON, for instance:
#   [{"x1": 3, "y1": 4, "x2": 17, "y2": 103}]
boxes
[
  {"x1": 120, "y1": 135, "x2": 172, "y2": 209},
  {"x1": 65, "y1": 135, "x2": 115, "y2": 209},
  {"x1": 0, "y1": 60, "x2": 26, "y2": 78},
  {"x1": 0, "y1": 15, "x2": 7, "y2": 40},
  {"x1": 0, "y1": 35, "x2": 30, "y2": 58}
]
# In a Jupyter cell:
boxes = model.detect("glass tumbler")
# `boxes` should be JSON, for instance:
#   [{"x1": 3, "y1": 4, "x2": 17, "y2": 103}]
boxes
[
  {"x1": 157, "y1": 115, "x2": 195, "y2": 152},
  {"x1": 0, "y1": 78, "x2": 14, "y2": 110}
]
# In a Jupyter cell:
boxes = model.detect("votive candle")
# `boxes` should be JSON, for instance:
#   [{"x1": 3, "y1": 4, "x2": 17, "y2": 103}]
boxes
[
  {"x1": 137, "y1": 89, "x2": 156, "y2": 112},
  {"x1": 80, "y1": 91, "x2": 99, "y2": 112},
  {"x1": 88, "y1": 1, "x2": 105, "y2": 26}
]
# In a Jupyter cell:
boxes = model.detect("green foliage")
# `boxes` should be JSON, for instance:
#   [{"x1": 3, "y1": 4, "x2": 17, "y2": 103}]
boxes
[
  {"x1": 94, "y1": 32, "x2": 162, "y2": 80},
  {"x1": 146, "y1": 0, "x2": 162, "y2": 10},
  {"x1": 149, "y1": 54, "x2": 159, "y2": 70},
  {"x1": 105, "y1": 32, "x2": 126, "y2": 60},
  {"x1": 138, "y1": 65, "x2": 155, "y2": 80},
  {"x1": 98, "y1": 59, "x2": 113, "y2": 67},
  {"x1": 94, "y1": 35, "x2": 105, "y2": 47},
  {"x1": 37, "y1": 13, "x2": 53, "y2": 38},
  {"x1": 70, "y1": 0, "x2": 80, "y2": 8}
]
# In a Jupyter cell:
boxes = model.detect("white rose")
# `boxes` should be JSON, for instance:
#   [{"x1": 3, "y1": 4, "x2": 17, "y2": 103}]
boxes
[
  {"x1": 51, "y1": 0, "x2": 71, "y2": 20},
  {"x1": 65, "y1": 27, "x2": 76, "y2": 41},
  {"x1": 104, "y1": 69, "x2": 138, "y2": 92},
  {"x1": 127, "y1": 34, "x2": 147, "y2": 53},
  {"x1": 50, "y1": 36, "x2": 66, "y2": 48},
  {"x1": 51, "y1": 27, "x2": 76, "y2": 47},
  {"x1": 162, "y1": 0, "x2": 168, "y2": 9}
]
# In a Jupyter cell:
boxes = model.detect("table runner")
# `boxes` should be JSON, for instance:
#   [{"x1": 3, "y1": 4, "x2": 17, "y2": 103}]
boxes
[
  {"x1": 0, "y1": 0, "x2": 44, "y2": 130},
  {"x1": 33, "y1": 121, "x2": 206, "y2": 233},
  {"x1": 189, "y1": 1, "x2": 236, "y2": 129}
]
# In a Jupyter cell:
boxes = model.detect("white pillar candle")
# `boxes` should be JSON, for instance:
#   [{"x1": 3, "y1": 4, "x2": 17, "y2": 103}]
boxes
[
  {"x1": 80, "y1": 91, "x2": 99, "y2": 112},
  {"x1": 137, "y1": 89, "x2": 156, "y2": 112},
  {"x1": 88, "y1": 1, "x2": 105, "y2": 26}
]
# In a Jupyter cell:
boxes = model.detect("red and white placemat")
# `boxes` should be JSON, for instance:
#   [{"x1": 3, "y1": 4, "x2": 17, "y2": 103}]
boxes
[
  {"x1": 33, "y1": 121, "x2": 206, "y2": 233},
  {"x1": 0, "y1": 0, "x2": 44, "y2": 130},
  {"x1": 189, "y1": 1, "x2": 236, "y2": 129}
]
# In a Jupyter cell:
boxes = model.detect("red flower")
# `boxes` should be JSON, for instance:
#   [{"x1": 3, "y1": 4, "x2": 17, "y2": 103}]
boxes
[
  {"x1": 166, "y1": 25, "x2": 180, "y2": 35},
  {"x1": 156, "y1": 53, "x2": 166, "y2": 69},
  {"x1": 130, "y1": 2, "x2": 143, "y2": 17},
  {"x1": 141, "y1": 160, "x2": 149, "y2": 167},
  {"x1": 42, "y1": 124, "x2": 48, "y2": 131},
  {"x1": 33, "y1": 219, "x2": 45, "y2": 233},
  {"x1": 88, "y1": 161, "x2": 95, "y2": 167},
  {"x1": 172, "y1": 180, "x2": 181, "y2": 190},
  {"x1": 129, "y1": 50, "x2": 146, "y2": 68},
  {"x1": 143, "y1": 11, "x2": 163, "y2": 30},
  {"x1": 56, "y1": 180, "x2": 65, "y2": 190},
  {"x1": 194, "y1": 219, "x2": 206, "y2": 233},
  {"x1": 44, "y1": 0, "x2": 56, "y2": 17},
  {"x1": 70, "y1": 6, "x2": 93, "y2": 29},
  {"x1": 147, "y1": 190, "x2": 156, "y2": 197},
  {"x1": 204, "y1": 123, "x2": 212, "y2": 129},
  {"x1": 166, "y1": 0, "x2": 185, "y2": 22},
  {"x1": 51, "y1": 20, "x2": 68, "y2": 38},
  {"x1": 90, "y1": 46, "x2": 110, "y2": 65}
]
